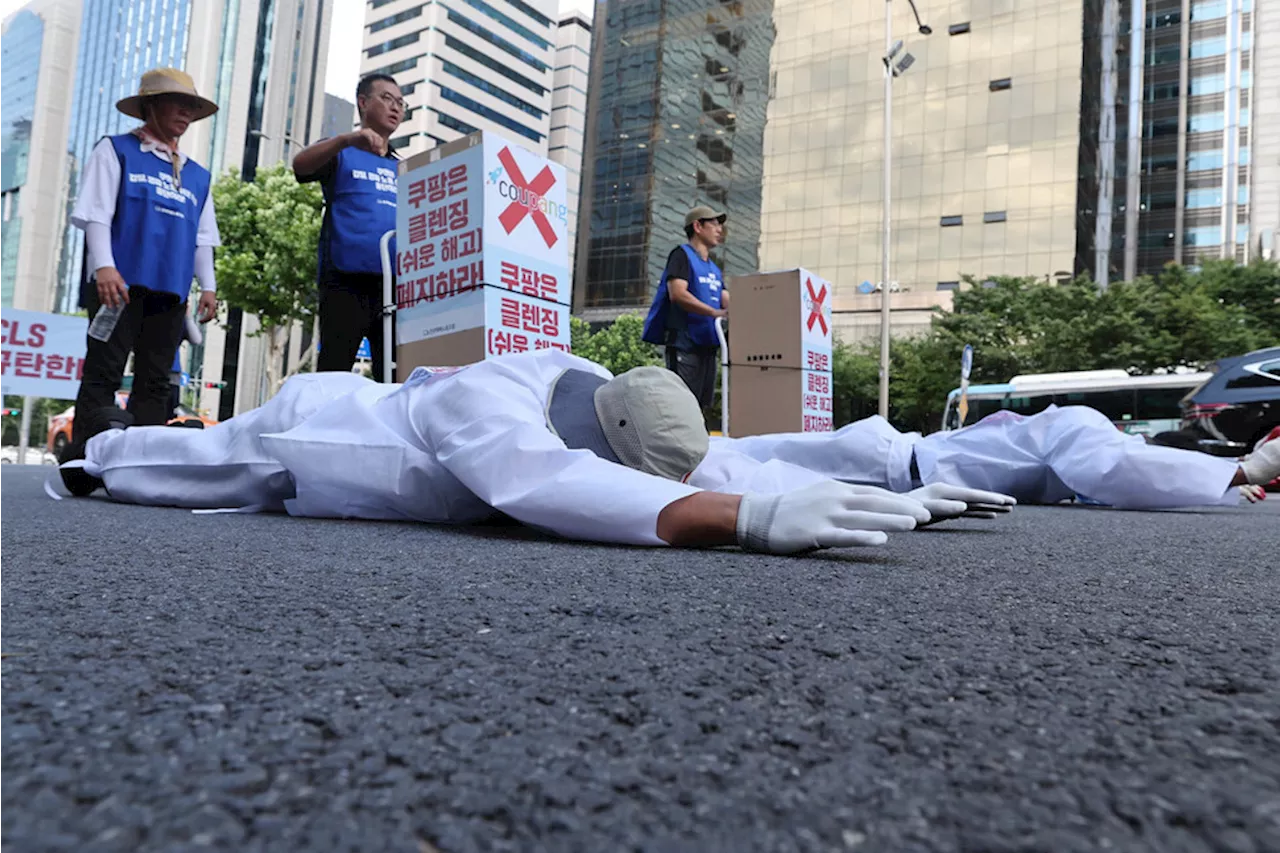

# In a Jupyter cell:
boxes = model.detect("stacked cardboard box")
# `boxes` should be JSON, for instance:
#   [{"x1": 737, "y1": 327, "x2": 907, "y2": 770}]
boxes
[
  {"x1": 393, "y1": 132, "x2": 572, "y2": 377},
  {"x1": 725, "y1": 269, "x2": 834, "y2": 437}
]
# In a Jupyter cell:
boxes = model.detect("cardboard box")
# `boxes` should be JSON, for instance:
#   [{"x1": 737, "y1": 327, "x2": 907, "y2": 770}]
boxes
[
  {"x1": 393, "y1": 131, "x2": 572, "y2": 376},
  {"x1": 728, "y1": 364, "x2": 834, "y2": 437},
  {"x1": 726, "y1": 268, "x2": 833, "y2": 372},
  {"x1": 393, "y1": 285, "x2": 570, "y2": 380}
]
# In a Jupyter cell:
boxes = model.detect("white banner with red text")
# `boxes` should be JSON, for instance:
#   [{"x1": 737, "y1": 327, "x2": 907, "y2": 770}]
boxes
[{"x1": 1, "y1": 309, "x2": 88, "y2": 399}]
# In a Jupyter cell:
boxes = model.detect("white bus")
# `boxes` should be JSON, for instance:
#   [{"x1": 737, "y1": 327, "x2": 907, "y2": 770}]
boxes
[{"x1": 941, "y1": 369, "x2": 1213, "y2": 434}]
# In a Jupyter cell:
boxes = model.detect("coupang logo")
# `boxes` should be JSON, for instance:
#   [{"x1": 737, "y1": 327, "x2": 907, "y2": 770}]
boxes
[
  {"x1": 488, "y1": 147, "x2": 568, "y2": 248},
  {"x1": 804, "y1": 277, "x2": 831, "y2": 337}
]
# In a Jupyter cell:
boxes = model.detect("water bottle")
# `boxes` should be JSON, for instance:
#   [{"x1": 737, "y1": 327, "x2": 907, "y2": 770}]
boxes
[{"x1": 88, "y1": 303, "x2": 124, "y2": 342}]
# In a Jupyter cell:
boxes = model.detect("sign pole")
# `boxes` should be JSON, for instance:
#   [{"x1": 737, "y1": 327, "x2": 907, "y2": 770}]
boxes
[
  {"x1": 17, "y1": 395, "x2": 34, "y2": 464},
  {"x1": 715, "y1": 316, "x2": 729, "y2": 437},
  {"x1": 957, "y1": 344, "x2": 973, "y2": 427},
  {"x1": 380, "y1": 229, "x2": 396, "y2": 384}
]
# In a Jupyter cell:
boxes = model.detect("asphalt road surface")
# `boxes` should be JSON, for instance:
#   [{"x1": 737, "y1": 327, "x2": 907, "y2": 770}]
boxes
[{"x1": 3, "y1": 464, "x2": 1278, "y2": 853}]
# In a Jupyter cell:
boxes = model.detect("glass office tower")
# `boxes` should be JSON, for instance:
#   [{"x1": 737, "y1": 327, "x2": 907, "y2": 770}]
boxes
[
  {"x1": 1, "y1": 11, "x2": 45, "y2": 306},
  {"x1": 54, "y1": 0, "x2": 193, "y2": 313},
  {"x1": 575, "y1": 0, "x2": 776, "y2": 316}
]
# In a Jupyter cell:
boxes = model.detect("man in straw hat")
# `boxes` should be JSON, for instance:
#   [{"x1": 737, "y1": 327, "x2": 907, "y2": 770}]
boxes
[{"x1": 61, "y1": 67, "x2": 221, "y2": 496}]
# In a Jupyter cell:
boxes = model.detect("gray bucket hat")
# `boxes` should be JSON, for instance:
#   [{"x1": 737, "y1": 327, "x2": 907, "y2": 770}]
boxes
[{"x1": 546, "y1": 367, "x2": 709, "y2": 481}]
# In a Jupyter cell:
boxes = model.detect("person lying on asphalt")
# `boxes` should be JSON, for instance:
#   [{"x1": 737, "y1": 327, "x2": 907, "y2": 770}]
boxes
[
  {"x1": 58, "y1": 351, "x2": 1275, "y2": 553},
  {"x1": 706, "y1": 403, "x2": 1278, "y2": 511},
  {"x1": 56, "y1": 351, "x2": 1013, "y2": 555}
]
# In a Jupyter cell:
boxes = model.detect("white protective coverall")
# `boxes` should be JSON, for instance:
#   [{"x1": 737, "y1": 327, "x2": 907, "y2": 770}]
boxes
[
  {"x1": 705, "y1": 408, "x2": 1241, "y2": 509},
  {"x1": 77, "y1": 353, "x2": 1239, "y2": 545},
  {"x1": 81, "y1": 352, "x2": 701, "y2": 545}
]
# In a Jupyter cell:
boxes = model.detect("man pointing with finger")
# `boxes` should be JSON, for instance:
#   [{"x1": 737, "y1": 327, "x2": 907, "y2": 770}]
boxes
[{"x1": 293, "y1": 72, "x2": 403, "y2": 377}]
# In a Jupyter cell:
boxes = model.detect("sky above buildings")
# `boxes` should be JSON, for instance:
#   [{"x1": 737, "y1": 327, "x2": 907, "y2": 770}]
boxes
[
  {"x1": 0, "y1": 0, "x2": 364, "y2": 100},
  {"x1": 325, "y1": 0, "x2": 363, "y2": 100},
  {"x1": 1, "y1": 0, "x2": 594, "y2": 103}
]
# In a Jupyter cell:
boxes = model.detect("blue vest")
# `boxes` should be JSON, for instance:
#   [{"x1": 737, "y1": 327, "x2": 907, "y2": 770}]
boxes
[
  {"x1": 109, "y1": 133, "x2": 210, "y2": 301},
  {"x1": 322, "y1": 146, "x2": 398, "y2": 275},
  {"x1": 642, "y1": 244, "x2": 724, "y2": 348}
]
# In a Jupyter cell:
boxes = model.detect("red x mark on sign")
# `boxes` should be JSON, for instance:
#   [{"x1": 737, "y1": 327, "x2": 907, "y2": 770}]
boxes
[
  {"x1": 497, "y1": 147, "x2": 558, "y2": 248},
  {"x1": 805, "y1": 278, "x2": 829, "y2": 336}
]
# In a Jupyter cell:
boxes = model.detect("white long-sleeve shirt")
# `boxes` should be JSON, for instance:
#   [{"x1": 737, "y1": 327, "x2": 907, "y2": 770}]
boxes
[{"x1": 70, "y1": 135, "x2": 221, "y2": 292}]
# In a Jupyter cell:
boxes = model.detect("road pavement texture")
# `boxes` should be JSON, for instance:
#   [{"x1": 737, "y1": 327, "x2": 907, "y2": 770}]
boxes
[{"x1": 3, "y1": 464, "x2": 1279, "y2": 853}]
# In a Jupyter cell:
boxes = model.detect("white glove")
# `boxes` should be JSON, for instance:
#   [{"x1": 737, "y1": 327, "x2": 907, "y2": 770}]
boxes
[
  {"x1": 736, "y1": 480, "x2": 931, "y2": 555},
  {"x1": 1241, "y1": 439, "x2": 1280, "y2": 486},
  {"x1": 1239, "y1": 484, "x2": 1266, "y2": 504},
  {"x1": 906, "y1": 483, "x2": 1017, "y2": 524}
]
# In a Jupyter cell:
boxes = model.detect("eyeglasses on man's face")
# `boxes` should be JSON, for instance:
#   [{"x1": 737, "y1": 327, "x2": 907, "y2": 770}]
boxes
[{"x1": 375, "y1": 91, "x2": 405, "y2": 110}]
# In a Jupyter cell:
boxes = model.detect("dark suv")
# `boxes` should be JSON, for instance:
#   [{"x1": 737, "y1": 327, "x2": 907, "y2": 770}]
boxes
[{"x1": 1180, "y1": 346, "x2": 1280, "y2": 457}]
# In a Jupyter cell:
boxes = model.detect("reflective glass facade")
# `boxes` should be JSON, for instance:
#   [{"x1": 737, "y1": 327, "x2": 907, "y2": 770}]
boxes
[
  {"x1": 549, "y1": 9, "x2": 592, "y2": 275},
  {"x1": 1107, "y1": 0, "x2": 1256, "y2": 278},
  {"x1": 761, "y1": 0, "x2": 1086, "y2": 323},
  {"x1": 208, "y1": 0, "x2": 244, "y2": 172},
  {"x1": 55, "y1": 0, "x2": 193, "y2": 313},
  {"x1": 2, "y1": 11, "x2": 45, "y2": 307},
  {"x1": 578, "y1": 0, "x2": 775, "y2": 311}
]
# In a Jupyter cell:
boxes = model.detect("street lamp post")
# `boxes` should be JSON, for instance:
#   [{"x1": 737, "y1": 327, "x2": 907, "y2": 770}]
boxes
[
  {"x1": 878, "y1": 0, "x2": 932, "y2": 419},
  {"x1": 248, "y1": 128, "x2": 301, "y2": 158}
]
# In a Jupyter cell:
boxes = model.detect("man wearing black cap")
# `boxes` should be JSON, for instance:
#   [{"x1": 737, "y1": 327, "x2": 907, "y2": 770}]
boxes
[{"x1": 642, "y1": 205, "x2": 730, "y2": 420}]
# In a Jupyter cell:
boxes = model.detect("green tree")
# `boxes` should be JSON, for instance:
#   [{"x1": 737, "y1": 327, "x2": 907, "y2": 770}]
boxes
[
  {"x1": 1197, "y1": 258, "x2": 1280, "y2": 344},
  {"x1": 884, "y1": 259, "x2": 1280, "y2": 434},
  {"x1": 830, "y1": 337, "x2": 879, "y2": 427},
  {"x1": 212, "y1": 163, "x2": 324, "y2": 396},
  {"x1": 1127, "y1": 264, "x2": 1266, "y2": 371},
  {"x1": 2, "y1": 395, "x2": 72, "y2": 449},
  {"x1": 569, "y1": 314, "x2": 661, "y2": 375}
]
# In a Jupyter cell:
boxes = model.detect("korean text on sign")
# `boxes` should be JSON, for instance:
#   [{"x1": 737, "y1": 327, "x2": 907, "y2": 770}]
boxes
[
  {"x1": 1, "y1": 310, "x2": 90, "y2": 399},
  {"x1": 800, "y1": 370, "x2": 833, "y2": 432},
  {"x1": 2, "y1": 351, "x2": 85, "y2": 382},
  {"x1": 498, "y1": 261, "x2": 560, "y2": 303},
  {"x1": 399, "y1": 163, "x2": 479, "y2": 310},
  {"x1": 805, "y1": 350, "x2": 830, "y2": 372},
  {"x1": 487, "y1": 293, "x2": 569, "y2": 356}
]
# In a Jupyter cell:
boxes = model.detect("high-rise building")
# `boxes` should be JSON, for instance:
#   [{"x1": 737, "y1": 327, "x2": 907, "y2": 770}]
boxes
[
  {"x1": 1099, "y1": 0, "x2": 1268, "y2": 284},
  {"x1": 1, "y1": 0, "x2": 80, "y2": 312},
  {"x1": 209, "y1": 0, "x2": 334, "y2": 420},
  {"x1": 577, "y1": 0, "x2": 1277, "y2": 342},
  {"x1": 1254, "y1": 0, "x2": 1279, "y2": 261},
  {"x1": 549, "y1": 1, "x2": 593, "y2": 274},
  {"x1": 52, "y1": 0, "x2": 217, "y2": 317},
  {"x1": 573, "y1": 0, "x2": 776, "y2": 322},
  {"x1": 359, "y1": 0, "x2": 559, "y2": 158},
  {"x1": 321, "y1": 92, "x2": 357, "y2": 141},
  {"x1": 760, "y1": 0, "x2": 1089, "y2": 343}
]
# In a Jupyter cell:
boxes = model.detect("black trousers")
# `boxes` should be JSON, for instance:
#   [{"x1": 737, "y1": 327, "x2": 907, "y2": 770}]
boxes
[
  {"x1": 665, "y1": 346, "x2": 719, "y2": 410},
  {"x1": 72, "y1": 286, "x2": 186, "y2": 445},
  {"x1": 317, "y1": 273, "x2": 394, "y2": 381}
]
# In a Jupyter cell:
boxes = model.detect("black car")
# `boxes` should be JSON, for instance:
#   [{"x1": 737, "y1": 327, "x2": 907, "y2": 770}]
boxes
[{"x1": 1180, "y1": 346, "x2": 1280, "y2": 457}]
